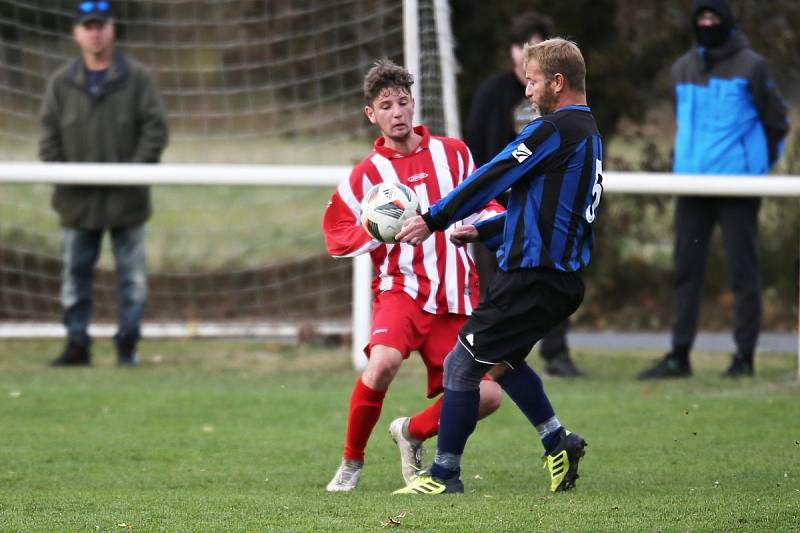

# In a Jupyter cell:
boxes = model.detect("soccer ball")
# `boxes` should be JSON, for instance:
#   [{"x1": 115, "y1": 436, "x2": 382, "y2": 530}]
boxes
[{"x1": 360, "y1": 182, "x2": 420, "y2": 243}]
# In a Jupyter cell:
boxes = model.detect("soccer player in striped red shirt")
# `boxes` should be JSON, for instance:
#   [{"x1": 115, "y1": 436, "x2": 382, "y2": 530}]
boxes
[{"x1": 322, "y1": 60, "x2": 504, "y2": 492}]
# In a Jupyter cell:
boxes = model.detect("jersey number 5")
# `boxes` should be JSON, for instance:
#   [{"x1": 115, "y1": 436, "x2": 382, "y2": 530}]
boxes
[{"x1": 585, "y1": 159, "x2": 603, "y2": 224}]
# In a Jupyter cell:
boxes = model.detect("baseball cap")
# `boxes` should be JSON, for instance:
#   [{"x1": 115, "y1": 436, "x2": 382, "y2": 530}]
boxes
[{"x1": 76, "y1": 1, "x2": 112, "y2": 25}]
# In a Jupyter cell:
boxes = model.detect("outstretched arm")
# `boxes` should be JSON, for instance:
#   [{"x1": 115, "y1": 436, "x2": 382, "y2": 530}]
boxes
[{"x1": 322, "y1": 180, "x2": 382, "y2": 257}]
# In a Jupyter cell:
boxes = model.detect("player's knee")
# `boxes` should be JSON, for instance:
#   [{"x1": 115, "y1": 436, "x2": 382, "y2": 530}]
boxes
[
  {"x1": 362, "y1": 344, "x2": 403, "y2": 389},
  {"x1": 443, "y1": 342, "x2": 485, "y2": 391},
  {"x1": 477, "y1": 380, "x2": 502, "y2": 418}
]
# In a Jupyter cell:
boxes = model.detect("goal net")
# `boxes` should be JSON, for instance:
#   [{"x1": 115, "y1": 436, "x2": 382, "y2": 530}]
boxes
[{"x1": 0, "y1": 0, "x2": 459, "y2": 344}]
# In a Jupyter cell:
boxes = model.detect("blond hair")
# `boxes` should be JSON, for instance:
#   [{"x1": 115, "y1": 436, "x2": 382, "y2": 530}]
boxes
[
  {"x1": 363, "y1": 59, "x2": 414, "y2": 105},
  {"x1": 524, "y1": 38, "x2": 586, "y2": 94}
]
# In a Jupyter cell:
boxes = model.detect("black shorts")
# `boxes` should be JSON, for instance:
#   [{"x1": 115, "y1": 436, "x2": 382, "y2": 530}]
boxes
[{"x1": 458, "y1": 267, "x2": 584, "y2": 366}]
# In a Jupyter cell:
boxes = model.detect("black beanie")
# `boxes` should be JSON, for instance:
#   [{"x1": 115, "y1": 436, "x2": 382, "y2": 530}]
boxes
[{"x1": 692, "y1": 0, "x2": 734, "y2": 48}]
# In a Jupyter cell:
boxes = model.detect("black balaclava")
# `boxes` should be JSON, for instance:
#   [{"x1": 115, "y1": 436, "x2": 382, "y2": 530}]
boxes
[{"x1": 692, "y1": 0, "x2": 734, "y2": 48}]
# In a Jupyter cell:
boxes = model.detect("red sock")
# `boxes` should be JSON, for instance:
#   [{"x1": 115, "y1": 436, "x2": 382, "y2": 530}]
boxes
[
  {"x1": 342, "y1": 378, "x2": 387, "y2": 462},
  {"x1": 407, "y1": 396, "x2": 442, "y2": 441}
]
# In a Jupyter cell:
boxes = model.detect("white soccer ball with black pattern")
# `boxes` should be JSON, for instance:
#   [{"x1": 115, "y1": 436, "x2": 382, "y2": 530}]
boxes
[{"x1": 360, "y1": 182, "x2": 420, "y2": 244}]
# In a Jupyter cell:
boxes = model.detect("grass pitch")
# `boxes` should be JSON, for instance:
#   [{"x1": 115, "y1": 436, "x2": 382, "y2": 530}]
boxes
[{"x1": 0, "y1": 339, "x2": 798, "y2": 531}]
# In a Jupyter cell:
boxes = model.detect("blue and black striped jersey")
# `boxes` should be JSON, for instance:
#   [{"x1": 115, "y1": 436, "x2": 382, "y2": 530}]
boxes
[{"x1": 423, "y1": 105, "x2": 603, "y2": 272}]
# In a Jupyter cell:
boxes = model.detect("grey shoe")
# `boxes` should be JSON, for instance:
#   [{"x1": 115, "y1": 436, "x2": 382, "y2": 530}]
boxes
[
  {"x1": 326, "y1": 459, "x2": 363, "y2": 492},
  {"x1": 389, "y1": 417, "x2": 425, "y2": 484}
]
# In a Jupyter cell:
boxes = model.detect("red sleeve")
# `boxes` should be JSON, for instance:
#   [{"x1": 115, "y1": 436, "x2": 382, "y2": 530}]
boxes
[{"x1": 321, "y1": 164, "x2": 380, "y2": 258}]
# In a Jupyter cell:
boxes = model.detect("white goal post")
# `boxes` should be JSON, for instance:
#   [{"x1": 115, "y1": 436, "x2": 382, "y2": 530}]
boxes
[{"x1": 0, "y1": 163, "x2": 799, "y2": 376}]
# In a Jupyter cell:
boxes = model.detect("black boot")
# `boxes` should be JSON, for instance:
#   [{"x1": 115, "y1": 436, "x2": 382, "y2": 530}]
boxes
[
  {"x1": 543, "y1": 351, "x2": 585, "y2": 378},
  {"x1": 50, "y1": 341, "x2": 91, "y2": 367},
  {"x1": 636, "y1": 352, "x2": 691, "y2": 380},
  {"x1": 721, "y1": 353, "x2": 754, "y2": 378},
  {"x1": 115, "y1": 336, "x2": 140, "y2": 367}
]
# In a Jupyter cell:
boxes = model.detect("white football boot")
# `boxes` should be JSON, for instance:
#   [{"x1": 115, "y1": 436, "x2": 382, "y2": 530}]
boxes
[
  {"x1": 326, "y1": 459, "x2": 363, "y2": 492},
  {"x1": 389, "y1": 417, "x2": 425, "y2": 484}
]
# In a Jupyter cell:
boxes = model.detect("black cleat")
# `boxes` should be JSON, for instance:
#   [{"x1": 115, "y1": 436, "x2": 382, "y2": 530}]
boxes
[
  {"x1": 637, "y1": 353, "x2": 691, "y2": 380},
  {"x1": 392, "y1": 469, "x2": 464, "y2": 494},
  {"x1": 543, "y1": 431, "x2": 587, "y2": 492}
]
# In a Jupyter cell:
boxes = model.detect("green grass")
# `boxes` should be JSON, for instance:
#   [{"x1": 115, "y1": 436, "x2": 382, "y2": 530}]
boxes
[{"x1": 0, "y1": 339, "x2": 798, "y2": 531}]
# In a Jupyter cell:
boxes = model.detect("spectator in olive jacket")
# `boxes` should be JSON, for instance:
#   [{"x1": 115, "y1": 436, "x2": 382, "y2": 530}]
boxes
[{"x1": 39, "y1": 1, "x2": 168, "y2": 367}]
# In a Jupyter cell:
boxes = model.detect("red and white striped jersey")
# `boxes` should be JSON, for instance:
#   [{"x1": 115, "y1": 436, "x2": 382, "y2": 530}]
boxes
[{"x1": 322, "y1": 125, "x2": 504, "y2": 316}]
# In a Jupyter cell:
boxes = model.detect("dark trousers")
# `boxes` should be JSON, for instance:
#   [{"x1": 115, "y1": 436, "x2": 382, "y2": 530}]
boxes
[
  {"x1": 672, "y1": 196, "x2": 761, "y2": 357},
  {"x1": 473, "y1": 242, "x2": 570, "y2": 360}
]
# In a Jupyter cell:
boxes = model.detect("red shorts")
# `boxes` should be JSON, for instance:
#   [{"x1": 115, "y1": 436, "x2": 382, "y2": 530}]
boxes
[{"x1": 366, "y1": 291, "x2": 464, "y2": 398}]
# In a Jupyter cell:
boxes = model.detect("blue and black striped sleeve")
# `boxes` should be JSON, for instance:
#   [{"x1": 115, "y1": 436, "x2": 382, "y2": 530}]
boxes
[
  {"x1": 474, "y1": 212, "x2": 505, "y2": 251},
  {"x1": 422, "y1": 120, "x2": 560, "y2": 232}
]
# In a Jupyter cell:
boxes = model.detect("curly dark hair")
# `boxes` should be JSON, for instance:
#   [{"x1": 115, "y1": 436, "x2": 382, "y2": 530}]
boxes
[{"x1": 363, "y1": 59, "x2": 414, "y2": 105}]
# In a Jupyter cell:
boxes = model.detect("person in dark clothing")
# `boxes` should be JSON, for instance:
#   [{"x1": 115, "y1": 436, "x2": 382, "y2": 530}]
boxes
[
  {"x1": 464, "y1": 11, "x2": 583, "y2": 378},
  {"x1": 39, "y1": 1, "x2": 169, "y2": 367},
  {"x1": 637, "y1": 0, "x2": 789, "y2": 380}
]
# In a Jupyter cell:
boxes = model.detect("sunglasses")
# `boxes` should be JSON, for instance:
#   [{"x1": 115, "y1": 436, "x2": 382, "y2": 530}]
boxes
[{"x1": 78, "y1": 1, "x2": 110, "y2": 13}]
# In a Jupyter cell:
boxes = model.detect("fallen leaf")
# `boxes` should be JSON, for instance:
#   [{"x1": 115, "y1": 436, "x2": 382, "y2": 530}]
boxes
[
  {"x1": 8, "y1": 391, "x2": 21, "y2": 398},
  {"x1": 473, "y1": 474, "x2": 483, "y2": 480},
  {"x1": 202, "y1": 424, "x2": 215, "y2": 433},
  {"x1": 381, "y1": 511, "x2": 406, "y2": 527}
]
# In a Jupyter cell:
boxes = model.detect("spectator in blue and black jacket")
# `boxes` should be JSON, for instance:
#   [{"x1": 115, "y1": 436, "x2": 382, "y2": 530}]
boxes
[{"x1": 638, "y1": 0, "x2": 789, "y2": 380}]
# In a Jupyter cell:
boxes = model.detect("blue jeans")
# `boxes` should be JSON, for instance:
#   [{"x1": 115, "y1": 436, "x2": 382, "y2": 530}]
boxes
[{"x1": 61, "y1": 225, "x2": 147, "y2": 347}]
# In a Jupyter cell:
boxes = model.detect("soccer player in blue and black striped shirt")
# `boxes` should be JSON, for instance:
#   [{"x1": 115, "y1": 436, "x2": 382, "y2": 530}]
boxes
[{"x1": 394, "y1": 38, "x2": 603, "y2": 495}]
